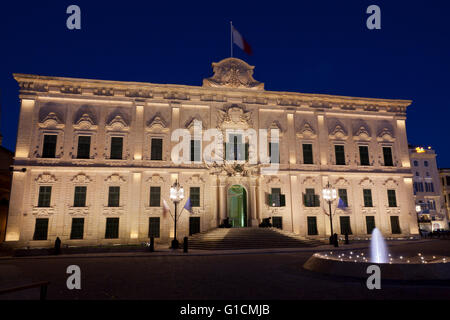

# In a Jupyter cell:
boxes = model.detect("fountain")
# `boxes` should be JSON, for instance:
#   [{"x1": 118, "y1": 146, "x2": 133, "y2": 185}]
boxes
[
  {"x1": 303, "y1": 229, "x2": 450, "y2": 280},
  {"x1": 370, "y1": 228, "x2": 388, "y2": 263}
]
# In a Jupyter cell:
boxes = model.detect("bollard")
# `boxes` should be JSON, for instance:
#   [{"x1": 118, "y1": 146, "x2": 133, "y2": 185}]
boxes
[
  {"x1": 183, "y1": 237, "x2": 188, "y2": 253},
  {"x1": 344, "y1": 232, "x2": 349, "y2": 245},
  {"x1": 149, "y1": 236, "x2": 155, "y2": 252},
  {"x1": 333, "y1": 233, "x2": 339, "y2": 247}
]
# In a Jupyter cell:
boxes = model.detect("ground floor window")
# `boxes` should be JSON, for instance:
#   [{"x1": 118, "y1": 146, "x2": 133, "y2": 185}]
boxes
[
  {"x1": 189, "y1": 217, "x2": 200, "y2": 236},
  {"x1": 148, "y1": 217, "x2": 160, "y2": 238},
  {"x1": 33, "y1": 218, "x2": 49, "y2": 240},
  {"x1": 70, "y1": 218, "x2": 85, "y2": 240},
  {"x1": 339, "y1": 216, "x2": 352, "y2": 235},
  {"x1": 105, "y1": 218, "x2": 119, "y2": 239},
  {"x1": 307, "y1": 216, "x2": 318, "y2": 235},
  {"x1": 272, "y1": 216, "x2": 282, "y2": 229},
  {"x1": 390, "y1": 216, "x2": 401, "y2": 234},
  {"x1": 365, "y1": 216, "x2": 376, "y2": 234}
]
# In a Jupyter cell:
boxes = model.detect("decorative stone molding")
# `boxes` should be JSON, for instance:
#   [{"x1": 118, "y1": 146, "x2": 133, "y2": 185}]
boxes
[
  {"x1": 60, "y1": 86, "x2": 82, "y2": 94},
  {"x1": 217, "y1": 104, "x2": 252, "y2": 130},
  {"x1": 186, "y1": 174, "x2": 205, "y2": 185},
  {"x1": 359, "y1": 177, "x2": 374, "y2": 187},
  {"x1": 146, "y1": 174, "x2": 165, "y2": 184},
  {"x1": 268, "y1": 121, "x2": 284, "y2": 137},
  {"x1": 164, "y1": 91, "x2": 189, "y2": 100},
  {"x1": 105, "y1": 174, "x2": 126, "y2": 183},
  {"x1": 147, "y1": 114, "x2": 169, "y2": 133},
  {"x1": 125, "y1": 89, "x2": 153, "y2": 99},
  {"x1": 265, "y1": 175, "x2": 282, "y2": 185},
  {"x1": 144, "y1": 207, "x2": 164, "y2": 215},
  {"x1": 302, "y1": 176, "x2": 316, "y2": 185},
  {"x1": 68, "y1": 207, "x2": 89, "y2": 215},
  {"x1": 297, "y1": 122, "x2": 317, "y2": 139},
  {"x1": 106, "y1": 115, "x2": 129, "y2": 131},
  {"x1": 36, "y1": 173, "x2": 57, "y2": 184},
  {"x1": 203, "y1": 58, "x2": 264, "y2": 90},
  {"x1": 329, "y1": 123, "x2": 348, "y2": 140},
  {"x1": 383, "y1": 178, "x2": 398, "y2": 188},
  {"x1": 361, "y1": 206, "x2": 377, "y2": 215},
  {"x1": 39, "y1": 112, "x2": 65, "y2": 129},
  {"x1": 353, "y1": 125, "x2": 371, "y2": 141},
  {"x1": 334, "y1": 177, "x2": 349, "y2": 186},
  {"x1": 102, "y1": 207, "x2": 125, "y2": 216},
  {"x1": 93, "y1": 88, "x2": 114, "y2": 96},
  {"x1": 385, "y1": 207, "x2": 401, "y2": 215},
  {"x1": 71, "y1": 173, "x2": 93, "y2": 184},
  {"x1": 32, "y1": 207, "x2": 56, "y2": 216},
  {"x1": 74, "y1": 114, "x2": 97, "y2": 131},
  {"x1": 377, "y1": 128, "x2": 395, "y2": 142}
]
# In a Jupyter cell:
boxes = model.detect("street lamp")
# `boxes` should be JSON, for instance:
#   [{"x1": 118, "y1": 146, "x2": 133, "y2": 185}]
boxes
[
  {"x1": 170, "y1": 180, "x2": 184, "y2": 249},
  {"x1": 416, "y1": 204, "x2": 422, "y2": 235},
  {"x1": 322, "y1": 182, "x2": 337, "y2": 245}
]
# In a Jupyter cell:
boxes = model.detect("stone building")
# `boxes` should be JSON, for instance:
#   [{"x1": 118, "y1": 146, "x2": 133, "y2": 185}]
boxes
[
  {"x1": 0, "y1": 133, "x2": 14, "y2": 243},
  {"x1": 5, "y1": 58, "x2": 418, "y2": 247},
  {"x1": 439, "y1": 168, "x2": 450, "y2": 229},
  {"x1": 409, "y1": 147, "x2": 448, "y2": 231}
]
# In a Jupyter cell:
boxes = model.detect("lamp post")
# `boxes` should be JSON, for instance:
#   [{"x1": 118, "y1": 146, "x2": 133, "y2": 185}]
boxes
[
  {"x1": 322, "y1": 182, "x2": 337, "y2": 245},
  {"x1": 170, "y1": 180, "x2": 184, "y2": 249},
  {"x1": 416, "y1": 204, "x2": 422, "y2": 236}
]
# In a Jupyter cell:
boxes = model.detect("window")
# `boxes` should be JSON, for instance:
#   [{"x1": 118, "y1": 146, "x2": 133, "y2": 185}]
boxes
[
  {"x1": 366, "y1": 216, "x2": 376, "y2": 234},
  {"x1": 302, "y1": 144, "x2": 313, "y2": 164},
  {"x1": 268, "y1": 188, "x2": 286, "y2": 207},
  {"x1": 149, "y1": 186, "x2": 161, "y2": 207},
  {"x1": 382, "y1": 147, "x2": 393, "y2": 166},
  {"x1": 338, "y1": 189, "x2": 348, "y2": 206},
  {"x1": 334, "y1": 145, "x2": 346, "y2": 165},
  {"x1": 363, "y1": 189, "x2": 373, "y2": 207},
  {"x1": 269, "y1": 142, "x2": 280, "y2": 164},
  {"x1": 428, "y1": 200, "x2": 436, "y2": 211},
  {"x1": 390, "y1": 216, "x2": 401, "y2": 234},
  {"x1": 70, "y1": 218, "x2": 84, "y2": 240},
  {"x1": 446, "y1": 176, "x2": 450, "y2": 186},
  {"x1": 189, "y1": 217, "x2": 201, "y2": 235},
  {"x1": 190, "y1": 139, "x2": 201, "y2": 162},
  {"x1": 272, "y1": 217, "x2": 283, "y2": 229},
  {"x1": 359, "y1": 146, "x2": 370, "y2": 166},
  {"x1": 151, "y1": 138, "x2": 163, "y2": 160},
  {"x1": 108, "y1": 186, "x2": 120, "y2": 207},
  {"x1": 424, "y1": 161, "x2": 429, "y2": 167},
  {"x1": 304, "y1": 189, "x2": 320, "y2": 207},
  {"x1": 105, "y1": 218, "x2": 119, "y2": 239},
  {"x1": 110, "y1": 137, "x2": 123, "y2": 159},
  {"x1": 417, "y1": 182, "x2": 424, "y2": 192},
  {"x1": 33, "y1": 218, "x2": 49, "y2": 240},
  {"x1": 387, "y1": 189, "x2": 397, "y2": 207},
  {"x1": 148, "y1": 217, "x2": 160, "y2": 238},
  {"x1": 307, "y1": 217, "x2": 318, "y2": 235},
  {"x1": 38, "y1": 186, "x2": 52, "y2": 207},
  {"x1": 413, "y1": 160, "x2": 418, "y2": 167},
  {"x1": 42, "y1": 135, "x2": 57, "y2": 158},
  {"x1": 73, "y1": 186, "x2": 87, "y2": 207},
  {"x1": 77, "y1": 136, "x2": 91, "y2": 159},
  {"x1": 425, "y1": 182, "x2": 434, "y2": 193},
  {"x1": 340, "y1": 216, "x2": 352, "y2": 235},
  {"x1": 190, "y1": 187, "x2": 200, "y2": 207}
]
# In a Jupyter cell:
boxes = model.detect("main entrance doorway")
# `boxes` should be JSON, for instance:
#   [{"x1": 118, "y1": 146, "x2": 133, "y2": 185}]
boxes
[{"x1": 227, "y1": 185, "x2": 247, "y2": 228}]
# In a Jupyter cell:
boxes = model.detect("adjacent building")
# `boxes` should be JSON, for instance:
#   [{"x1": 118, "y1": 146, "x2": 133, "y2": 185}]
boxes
[
  {"x1": 0, "y1": 133, "x2": 14, "y2": 243},
  {"x1": 5, "y1": 58, "x2": 418, "y2": 248},
  {"x1": 439, "y1": 168, "x2": 450, "y2": 229},
  {"x1": 409, "y1": 147, "x2": 449, "y2": 231}
]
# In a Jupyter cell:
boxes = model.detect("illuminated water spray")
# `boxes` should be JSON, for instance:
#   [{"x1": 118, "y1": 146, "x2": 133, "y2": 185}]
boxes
[{"x1": 370, "y1": 228, "x2": 388, "y2": 263}]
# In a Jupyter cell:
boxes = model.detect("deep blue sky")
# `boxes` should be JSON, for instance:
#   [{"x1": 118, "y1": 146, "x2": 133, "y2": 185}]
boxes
[{"x1": 1, "y1": 0, "x2": 449, "y2": 167}]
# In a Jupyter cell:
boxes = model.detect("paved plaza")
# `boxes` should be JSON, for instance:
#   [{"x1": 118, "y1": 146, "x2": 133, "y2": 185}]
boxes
[{"x1": 0, "y1": 239, "x2": 449, "y2": 300}]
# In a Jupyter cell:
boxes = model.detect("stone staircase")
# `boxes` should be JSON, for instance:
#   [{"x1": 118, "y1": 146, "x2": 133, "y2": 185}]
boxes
[{"x1": 187, "y1": 228, "x2": 324, "y2": 250}]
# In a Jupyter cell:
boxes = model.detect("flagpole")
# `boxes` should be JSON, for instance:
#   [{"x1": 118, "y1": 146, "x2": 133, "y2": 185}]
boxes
[{"x1": 230, "y1": 21, "x2": 233, "y2": 57}]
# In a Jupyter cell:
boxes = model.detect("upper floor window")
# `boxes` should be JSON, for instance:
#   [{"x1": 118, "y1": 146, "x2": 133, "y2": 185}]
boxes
[
  {"x1": 363, "y1": 189, "x2": 373, "y2": 207},
  {"x1": 269, "y1": 142, "x2": 280, "y2": 164},
  {"x1": 108, "y1": 186, "x2": 120, "y2": 207},
  {"x1": 190, "y1": 187, "x2": 200, "y2": 207},
  {"x1": 304, "y1": 188, "x2": 320, "y2": 207},
  {"x1": 42, "y1": 135, "x2": 57, "y2": 158},
  {"x1": 387, "y1": 189, "x2": 397, "y2": 207},
  {"x1": 424, "y1": 161, "x2": 429, "y2": 167},
  {"x1": 382, "y1": 146, "x2": 393, "y2": 166},
  {"x1": 359, "y1": 146, "x2": 370, "y2": 166},
  {"x1": 413, "y1": 160, "x2": 418, "y2": 167},
  {"x1": 110, "y1": 137, "x2": 123, "y2": 160},
  {"x1": 149, "y1": 186, "x2": 161, "y2": 207},
  {"x1": 334, "y1": 145, "x2": 346, "y2": 165},
  {"x1": 73, "y1": 186, "x2": 87, "y2": 207},
  {"x1": 425, "y1": 182, "x2": 434, "y2": 193},
  {"x1": 38, "y1": 186, "x2": 52, "y2": 207},
  {"x1": 190, "y1": 140, "x2": 201, "y2": 162},
  {"x1": 151, "y1": 138, "x2": 163, "y2": 161},
  {"x1": 302, "y1": 144, "x2": 313, "y2": 164},
  {"x1": 225, "y1": 134, "x2": 248, "y2": 161},
  {"x1": 338, "y1": 189, "x2": 348, "y2": 206},
  {"x1": 77, "y1": 136, "x2": 91, "y2": 159}
]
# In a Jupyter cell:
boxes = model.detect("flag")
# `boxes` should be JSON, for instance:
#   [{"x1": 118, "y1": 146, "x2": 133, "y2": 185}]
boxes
[
  {"x1": 337, "y1": 198, "x2": 347, "y2": 210},
  {"x1": 183, "y1": 197, "x2": 193, "y2": 214},
  {"x1": 162, "y1": 199, "x2": 170, "y2": 217},
  {"x1": 232, "y1": 26, "x2": 253, "y2": 55}
]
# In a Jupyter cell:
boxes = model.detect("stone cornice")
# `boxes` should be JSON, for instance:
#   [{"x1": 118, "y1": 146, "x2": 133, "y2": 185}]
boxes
[{"x1": 13, "y1": 73, "x2": 412, "y2": 113}]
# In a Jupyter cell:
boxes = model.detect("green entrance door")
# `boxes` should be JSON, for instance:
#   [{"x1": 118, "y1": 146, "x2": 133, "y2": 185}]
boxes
[{"x1": 227, "y1": 185, "x2": 247, "y2": 228}]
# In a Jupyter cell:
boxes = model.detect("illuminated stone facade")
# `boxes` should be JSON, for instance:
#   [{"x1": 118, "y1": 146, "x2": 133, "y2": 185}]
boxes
[{"x1": 5, "y1": 58, "x2": 418, "y2": 247}]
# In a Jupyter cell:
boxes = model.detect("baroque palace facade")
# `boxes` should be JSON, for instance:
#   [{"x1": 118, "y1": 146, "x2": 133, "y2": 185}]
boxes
[{"x1": 5, "y1": 58, "x2": 418, "y2": 247}]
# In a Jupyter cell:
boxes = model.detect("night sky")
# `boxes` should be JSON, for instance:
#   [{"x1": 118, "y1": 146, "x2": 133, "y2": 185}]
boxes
[{"x1": 1, "y1": 0, "x2": 449, "y2": 167}]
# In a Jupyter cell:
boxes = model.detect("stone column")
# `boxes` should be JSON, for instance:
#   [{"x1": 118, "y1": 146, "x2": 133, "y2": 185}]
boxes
[
  {"x1": 249, "y1": 177, "x2": 259, "y2": 227},
  {"x1": 218, "y1": 175, "x2": 227, "y2": 225}
]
